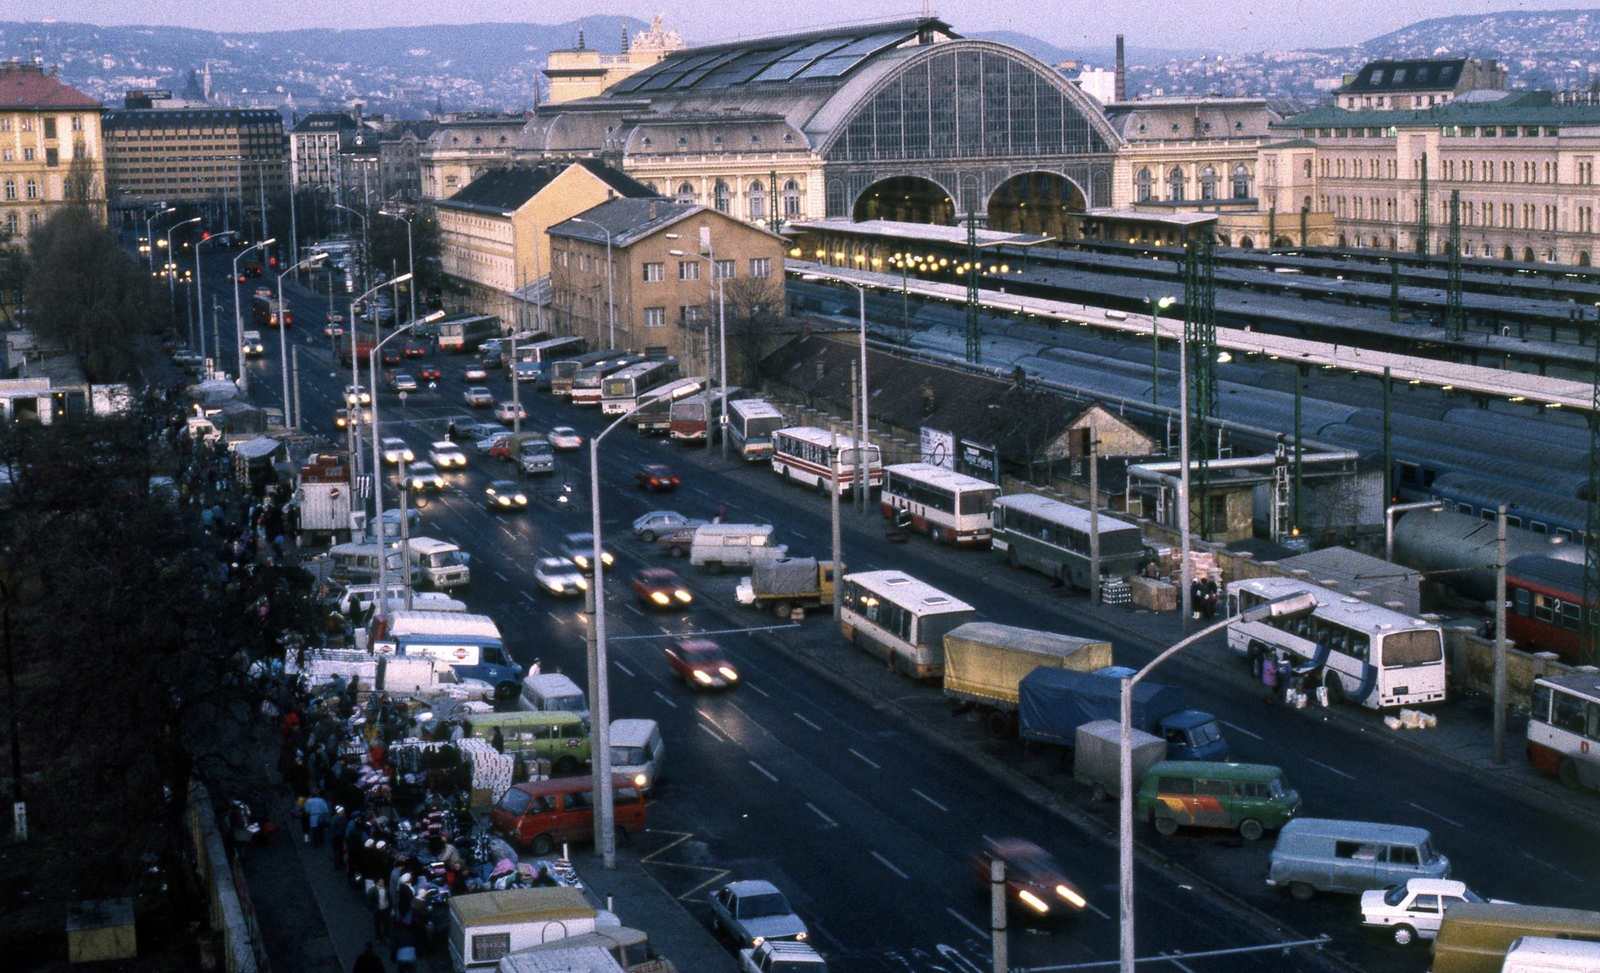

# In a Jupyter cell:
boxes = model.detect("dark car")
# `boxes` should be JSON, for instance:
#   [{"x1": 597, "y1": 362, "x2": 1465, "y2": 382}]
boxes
[
  {"x1": 656, "y1": 525, "x2": 700, "y2": 558},
  {"x1": 419, "y1": 364, "x2": 442, "y2": 382},
  {"x1": 404, "y1": 341, "x2": 428, "y2": 359},
  {"x1": 966, "y1": 837, "x2": 1088, "y2": 919},
  {"x1": 635, "y1": 463, "x2": 679, "y2": 492},
  {"x1": 632, "y1": 568, "x2": 692, "y2": 609},
  {"x1": 664, "y1": 638, "x2": 737, "y2": 689},
  {"x1": 381, "y1": 346, "x2": 403, "y2": 366},
  {"x1": 485, "y1": 479, "x2": 528, "y2": 511}
]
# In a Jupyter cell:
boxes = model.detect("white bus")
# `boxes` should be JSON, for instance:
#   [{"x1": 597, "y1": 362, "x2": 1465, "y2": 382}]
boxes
[
  {"x1": 771, "y1": 426, "x2": 883, "y2": 496},
  {"x1": 729, "y1": 399, "x2": 787, "y2": 461},
  {"x1": 601, "y1": 358, "x2": 681, "y2": 414},
  {"x1": 1224, "y1": 577, "x2": 1447, "y2": 710},
  {"x1": 992, "y1": 493, "x2": 1146, "y2": 587},
  {"x1": 839, "y1": 570, "x2": 976, "y2": 679},
  {"x1": 634, "y1": 376, "x2": 706, "y2": 434},
  {"x1": 1528, "y1": 673, "x2": 1600, "y2": 793},
  {"x1": 880, "y1": 463, "x2": 1000, "y2": 547},
  {"x1": 571, "y1": 354, "x2": 645, "y2": 406}
]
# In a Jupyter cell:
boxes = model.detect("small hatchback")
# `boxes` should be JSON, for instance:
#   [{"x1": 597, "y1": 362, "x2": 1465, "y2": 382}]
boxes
[
  {"x1": 1360, "y1": 878, "x2": 1504, "y2": 946},
  {"x1": 490, "y1": 775, "x2": 646, "y2": 856},
  {"x1": 1136, "y1": 761, "x2": 1300, "y2": 841}
]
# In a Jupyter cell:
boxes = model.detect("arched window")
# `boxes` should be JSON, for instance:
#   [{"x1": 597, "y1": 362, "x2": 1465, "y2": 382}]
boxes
[
  {"x1": 826, "y1": 180, "x2": 846, "y2": 219},
  {"x1": 783, "y1": 179, "x2": 801, "y2": 217},
  {"x1": 747, "y1": 180, "x2": 766, "y2": 222},
  {"x1": 1135, "y1": 168, "x2": 1152, "y2": 202},
  {"x1": 2, "y1": 179, "x2": 13, "y2": 200},
  {"x1": 1199, "y1": 166, "x2": 1217, "y2": 200},
  {"x1": 675, "y1": 182, "x2": 695, "y2": 206},
  {"x1": 1231, "y1": 164, "x2": 1250, "y2": 199},
  {"x1": 1302, "y1": 159, "x2": 1313, "y2": 178},
  {"x1": 1168, "y1": 168, "x2": 1184, "y2": 202},
  {"x1": 713, "y1": 179, "x2": 730, "y2": 214},
  {"x1": 24, "y1": 179, "x2": 37, "y2": 200}
]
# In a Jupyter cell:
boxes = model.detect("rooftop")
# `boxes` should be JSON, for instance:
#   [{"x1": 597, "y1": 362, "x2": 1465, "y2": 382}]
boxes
[
  {"x1": 1342, "y1": 58, "x2": 1468, "y2": 94},
  {"x1": 437, "y1": 160, "x2": 658, "y2": 215},
  {"x1": 1278, "y1": 91, "x2": 1600, "y2": 131},
  {"x1": 791, "y1": 218, "x2": 1054, "y2": 249},
  {"x1": 546, "y1": 197, "x2": 700, "y2": 248},
  {"x1": 0, "y1": 62, "x2": 100, "y2": 110}
]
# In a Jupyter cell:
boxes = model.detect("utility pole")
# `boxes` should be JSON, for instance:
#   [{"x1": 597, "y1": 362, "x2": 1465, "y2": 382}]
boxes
[
  {"x1": 1267, "y1": 203, "x2": 1276, "y2": 250},
  {"x1": 1089, "y1": 436, "x2": 1100, "y2": 605},
  {"x1": 1445, "y1": 189, "x2": 1465, "y2": 341},
  {"x1": 990, "y1": 858, "x2": 1008, "y2": 973},
  {"x1": 1382, "y1": 367, "x2": 1393, "y2": 508},
  {"x1": 1493, "y1": 505, "x2": 1508, "y2": 765},
  {"x1": 1416, "y1": 152, "x2": 1430, "y2": 260},
  {"x1": 1389, "y1": 261, "x2": 1400, "y2": 322},
  {"x1": 1183, "y1": 235, "x2": 1217, "y2": 538},
  {"x1": 1587, "y1": 303, "x2": 1600, "y2": 667},
  {"x1": 965, "y1": 210, "x2": 981, "y2": 363},
  {"x1": 1293, "y1": 368, "x2": 1303, "y2": 535},
  {"x1": 292, "y1": 346, "x2": 302, "y2": 431},
  {"x1": 830, "y1": 426, "x2": 842, "y2": 620}
]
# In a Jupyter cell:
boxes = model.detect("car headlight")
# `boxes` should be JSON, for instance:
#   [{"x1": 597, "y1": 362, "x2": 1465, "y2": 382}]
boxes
[
  {"x1": 794, "y1": 933, "x2": 806, "y2": 942},
  {"x1": 751, "y1": 937, "x2": 765, "y2": 947},
  {"x1": 718, "y1": 667, "x2": 738, "y2": 681},
  {"x1": 1017, "y1": 890, "x2": 1050, "y2": 914},
  {"x1": 633, "y1": 773, "x2": 648, "y2": 787},
  {"x1": 514, "y1": 495, "x2": 527, "y2": 505},
  {"x1": 651, "y1": 592, "x2": 670, "y2": 605},
  {"x1": 496, "y1": 496, "x2": 509, "y2": 506},
  {"x1": 549, "y1": 581, "x2": 564, "y2": 592},
  {"x1": 1057, "y1": 885, "x2": 1086, "y2": 908},
  {"x1": 674, "y1": 590, "x2": 692, "y2": 603},
  {"x1": 601, "y1": 553, "x2": 614, "y2": 566},
  {"x1": 693, "y1": 670, "x2": 713, "y2": 684},
  {"x1": 572, "y1": 555, "x2": 589, "y2": 568},
  {"x1": 575, "y1": 577, "x2": 588, "y2": 590}
]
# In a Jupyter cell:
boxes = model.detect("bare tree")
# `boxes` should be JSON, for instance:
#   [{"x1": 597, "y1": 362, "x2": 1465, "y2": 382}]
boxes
[
  {"x1": 25, "y1": 204, "x2": 155, "y2": 381},
  {"x1": 718, "y1": 274, "x2": 785, "y2": 386}
]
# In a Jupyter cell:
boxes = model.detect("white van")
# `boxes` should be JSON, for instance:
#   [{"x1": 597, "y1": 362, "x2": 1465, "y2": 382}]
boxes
[
  {"x1": 1501, "y1": 936, "x2": 1600, "y2": 973},
  {"x1": 609, "y1": 719, "x2": 664, "y2": 794},
  {"x1": 329, "y1": 542, "x2": 419, "y2": 586},
  {"x1": 524, "y1": 672, "x2": 589, "y2": 719},
  {"x1": 407, "y1": 536, "x2": 471, "y2": 590},
  {"x1": 689, "y1": 523, "x2": 784, "y2": 574}
]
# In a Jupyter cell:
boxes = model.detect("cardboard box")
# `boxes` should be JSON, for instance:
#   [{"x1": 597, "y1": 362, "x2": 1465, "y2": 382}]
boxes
[
  {"x1": 471, "y1": 787, "x2": 493, "y2": 809},
  {"x1": 1131, "y1": 576, "x2": 1177, "y2": 612}
]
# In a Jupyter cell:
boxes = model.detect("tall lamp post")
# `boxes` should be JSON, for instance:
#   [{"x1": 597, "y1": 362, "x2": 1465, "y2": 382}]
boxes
[
  {"x1": 800, "y1": 271, "x2": 870, "y2": 511},
  {"x1": 335, "y1": 202, "x2": 369, "y2": 296},
  {"x1": 1147, "y1": 295, "x2": 1176, "y2": 407},
  {"x1": 232, "y1": 238, "x2": 277, "y2": 392},
  {"x1": 667, "y1": 240, "x2": 727, "y2": 457},
  {"x1": 277, "y1": 252, "x2": 327, "y2": 425},
  {"x1": 569, "y1": 217, "x2": 615, "y2": 349},
  {"x1": 196, "y1": 230, "x2": 238, "y2": 367},
  {"x1": 348, "y1": 273, "x2": 414, "y2": 518},
  {"x1": 1117, "y1": 590, "x2": 1317, "y2": 973},
  {"x1": 378, "y1": 209, "x2": 416, "y2": 325},
  {"x1": 587, "y1": 386, "x2": 678, "y2": 868},
  {"x1": 365, "y1": 289, "x2": 434, "y2": 617},
  {"x1": 145, "y1": 206, "x2": 175, "y2": 272},
  {"x1": 167, "y1": 217, "x2": 201, "y2": 341}
]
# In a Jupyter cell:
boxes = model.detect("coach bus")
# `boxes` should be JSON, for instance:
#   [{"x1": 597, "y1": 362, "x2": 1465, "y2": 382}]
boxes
[
  {"x1": 991, "y1": 493, "x2": 1146, "y2": 587},
  {"x1": 1527, "y1": 672, "x2": 1600, "y2": 793},
  {"x1": 512, "y1": 336, "x2": 587, "y2": 387},
  {"x1": 728, "y1": 399, "x2": 787, "y2": 461},
  {"x1": 436, "y1": 313, "x2": 501, "y2": 354},
  {"x1": 839, "y1": 569, "x2": 976, "y2": 680},
  {"x1": 601, "y1": 358, "x2": 681, "y2": 414},
  {"x1": 634, "y1": 377, "x2": 706, "y2": 434},
  {"x1": 570, "y1": 355, "x2": 645, "y2": 407},
  {"x1": 1225, "y1": 576, "x2": 1447, "y2": 710},
  {"x1": 771, "y1": 426, "x2": 882, "y2": 496},
  {"x1": 549, "y1": 349, "x2": 623, "y2": 398},
  {"x1": 880, "y1": 463, "x2": 1000, "y2": 547}
]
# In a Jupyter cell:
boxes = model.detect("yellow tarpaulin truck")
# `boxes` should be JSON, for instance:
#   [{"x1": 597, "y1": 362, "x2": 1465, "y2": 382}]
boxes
[{"x1": 942, "y1": 621, "x2": 1112, "y2": 738}]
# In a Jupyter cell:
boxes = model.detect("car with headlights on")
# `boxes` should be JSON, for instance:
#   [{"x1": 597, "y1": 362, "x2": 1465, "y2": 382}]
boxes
[
  {"x1": 1360, "y1": 878, "x2": 1506, "y2": 946},
  {"x1": 560, "y1": 532, "x2": 613, "y2": 572},
  {"x1": 484, "y1": 480, "x2": 527, "y2": 512},
  {"x1": 241, "y1": 330, "x2": 265, "y2": 357},
  {"x1": 404, "y1": 461, "x2": 445, "y2": 491},
  {"x1": 344, "y1": 384, "x2": 371, "y2": 406},
  {"x1": 549, "y1": 426, "x2": 583, "y2": 451},
  {"x1": 632, "y1": 568, "x2": 692, "y2": 609},
  {"x1": 381, "y1": 437, "x2": 415, "y2": 465},
  {"x1": 635, "y1": 463, "x2": 679, "y2": 492},
  {"x1": 429, "y1": 441, "x2": 467, "y2": 468},
  {"x1": 665, "y1": 639, "x2": 737, "y2": 689},
  {"x1": 464, "y1": 386, "x2": 494, "y2": 408},
  {"x1": 707, "y1": 880, "x2": 806, "y2": 948},
  {"x1": 532, "y1": 557, "x2": 587, "y2": 597},
  {"x1": 967, "y1": 837, "x2": 1087, "y2": 919}
]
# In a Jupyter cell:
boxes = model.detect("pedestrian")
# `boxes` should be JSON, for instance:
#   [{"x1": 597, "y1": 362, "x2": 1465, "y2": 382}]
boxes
[
  {"x1": 490, "y1": 726, "x2": 505, "y2": 754},
  {"x1": 353, "y1": 941, "x2": 385, "y2": 973},
  {"x1": 303, "y1": 791, "x2": 330, "y2": 847},
  {"x1": 715, "y1": 501, "x2": 727, "y2": 524},
  {"x1": 367, "y1": 877, "x2": 392, "y2": 939}
]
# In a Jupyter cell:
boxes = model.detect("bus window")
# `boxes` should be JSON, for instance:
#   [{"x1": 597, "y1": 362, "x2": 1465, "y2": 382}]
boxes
[
  {"x1": 1588, "y1": 702, "x2": 1600, "y2": 741},
  {"x1": 1554, "y1": 690, "x2": 1588, "y2": 733},
  {"x1": 1381, "y1": 630, "x2": 1442, "y2": 667},
  {"x1": 1531, "y1": 683, "x2": 1553, "y2": 722},
  {"x1": 1456, "y1": 503, "x2": 1473, "y2": 515},
  {"x1": 1530, "y1": 521, "x2": 1547, "y2": 534},
  {"x1": 1349, "y1": 632, "x2": 1369, "y2": 662}
]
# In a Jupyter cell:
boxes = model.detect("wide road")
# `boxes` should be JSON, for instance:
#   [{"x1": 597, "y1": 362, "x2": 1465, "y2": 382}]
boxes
[{"x1": 196, "y1": 252, "x2": 1600, "y2": 973}]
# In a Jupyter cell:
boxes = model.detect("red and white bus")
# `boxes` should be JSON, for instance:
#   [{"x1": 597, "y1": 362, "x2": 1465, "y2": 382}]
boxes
[
  {"x1": 1528, "y1": 673, "x2": 1600, "y2": 794},
  {"x1": 879, "y1": 463, "x2": 999, "y2": 546},
  {"x1": 771, "y1": 426, "x2": 882, "y2": 496}
]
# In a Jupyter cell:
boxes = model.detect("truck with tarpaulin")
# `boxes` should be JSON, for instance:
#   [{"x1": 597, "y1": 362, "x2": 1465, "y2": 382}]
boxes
[
  {"x1": 1017, "y1": 667, "x2": 1228, "y2": 762},
  {"x1": 735, "y1": 556, "x2": 838, "y2": 620},
  {"x1": 295, "y1": 452, "x2": 353, "y2": 545},
  {"x1": 942, "y1": 622, "x2": 1112, "y2": 738}
]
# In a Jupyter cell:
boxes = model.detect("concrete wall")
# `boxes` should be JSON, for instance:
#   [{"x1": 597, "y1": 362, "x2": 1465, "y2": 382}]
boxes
[{"x1": 185, "y1": 781, "x2": 261, "y2": 973}]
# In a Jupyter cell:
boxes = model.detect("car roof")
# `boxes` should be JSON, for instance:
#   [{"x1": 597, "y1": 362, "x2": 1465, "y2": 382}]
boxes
[
  {"x1": 490, "y1": 479, "x2": 519, "y2": 488},
  {"x1": 537, "y1": 557, "x2": 577, "y2": 569},
  {"x1": 431, "y1": 441, "x2": 459, "y2": 449},
  {"x1": 723, "y1": 879, "x2": 783, "y2": 897},
  {"x1": 1278, "y1": 818, "x2": 1433, "y2": 842},
  {"x1": 637, "y1": 567, "x2": 677, "y2": 579},
  {"x1": 675, "y1": 638, "x2": 720, "y2": 652},
  {"x1": 1397, "y1": 878, "x2": 1469, "y2": 895},
  {"x1": 1145, "y1": 760, "x2": 1284, "y2": 781}
]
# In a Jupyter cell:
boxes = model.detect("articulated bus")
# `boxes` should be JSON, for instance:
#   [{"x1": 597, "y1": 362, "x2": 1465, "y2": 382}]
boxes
[
  {"x1": 771, "y1": 426, "x2": 883, "y2": 496},
  {"x1": 880, "y1": 463, "x2": 999, "y2": 547},
  {"x1": 728, "y1": 399, "x2": 787, "y2": 461},
  {"x1": 1528, "y1": 672, "x2": 1600, "y2": 794},
  {"x1": 549, "y1": 349, "x2": 623, "y2": 398},
  {"x1": 571, "y1": 355, "x2": 645, "y2": 406},
  {"x1": 839, "y1": 570, "x2": 976, "y2": 679},
  {"x1": 514, "y1": 336, "x2": 587, "y2": 388},
  {"x1": 991, "y1": 493, "x2": 1146, "y2": 587},
  {"x1": 601, "y1": 358, "x2": 681, "y2": 414},
  {"x1": 1225, "y1": 576, "x2": 1447, "y2": 710},
  {"x1": 635, "y1": 377, "x2": 706, "y2": 434}
]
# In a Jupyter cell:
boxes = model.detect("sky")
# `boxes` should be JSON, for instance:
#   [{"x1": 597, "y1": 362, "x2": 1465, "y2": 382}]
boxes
[{"x1": 20, "y1": 0, "x2": 1600, "y2": 53}]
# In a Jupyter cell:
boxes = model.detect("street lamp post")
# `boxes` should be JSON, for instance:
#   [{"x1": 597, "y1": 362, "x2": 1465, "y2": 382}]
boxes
[
  {"x1": 570, "y1": 217, "x2": 615, "y2": 349},
  {"x1": 348, "y1": 273, "x2": 414, "y2": 526},
  {"x1": 365, "y1": 288, "x2": 431, "y2": 620},
  {"x1": 379, "y1": 209, "x2": 416, "y2": 325},
  {"x1": 278, "y1": 252, "x2": 328, "y2": 425},
  {"x1": 196, "y1": 230, "x2": 238, "y2": 367},
  {"x1": 145, "y1": 206, "x2": 175, "y2": 272},
  {"x1": 1148, "y1": 295, "x2": 1175, "y2": 407},
  {"x1": 801, "y1": 271, "x2": 870, "y2": 511},
  {"x1": 233, "y1": 238, "x2": 277, "y2": 393},
  {"x1": 335, "y1": 203, "x2": 369, "y2": 295},
  {"x1": 167, "y1": 217, "x2": 201, "y2": 341},
  {"x1": 1117, "y1": 590, "x2": 1317, "y2": 973}
]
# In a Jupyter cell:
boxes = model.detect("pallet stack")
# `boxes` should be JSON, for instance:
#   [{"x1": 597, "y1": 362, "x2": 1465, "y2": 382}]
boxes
[{"x1": 460, "y1": 738, "x2": 515, "y2": 806}]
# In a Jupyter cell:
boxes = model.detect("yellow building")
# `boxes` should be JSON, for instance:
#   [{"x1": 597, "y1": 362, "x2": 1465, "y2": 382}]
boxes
[
  {"x1": 542, "y1": 15, "x2": 685, "y2": 105},
  {"x1": 0, "y1": 62, "x2": 103, "y2": 239},
  {"x1": 434, "y1": 160, "x2": 660, "y2": 321}
]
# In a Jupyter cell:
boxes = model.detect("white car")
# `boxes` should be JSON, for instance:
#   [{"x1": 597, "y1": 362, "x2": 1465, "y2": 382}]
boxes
[
  {"x1": 1360, "y1": 878, "x2": 1505, "y2": 946},
  {"x1": 740, "y1": 941, "x2": 828, "y2": 973},
  {"x1": 532, "y1": 557, "x2": 587, "y2": 597},
  {"x1": 429, "y1": 441, "x2": 467, "y2": 468},
  {"x1": 381, "y1": 437, "x2": 414, "y2": 465},
  {"x1": 493, "y1": 400, "x2": 527, "y2": 423},
  {"x1": 345, "y1": 384, "x2": 371, "y2": 406},
  {"x1": 549, "y1": 426, "x2": 583, "y2": 451},
  {"x1": 405, "y1": 461, "x2": 445, "y2": 491},
  {"x1": 464, "y1": 386, "x2": 494, "y2": 408},
  {"x1": 241, "y1": 331, "x2": 265, "y2": 356}
]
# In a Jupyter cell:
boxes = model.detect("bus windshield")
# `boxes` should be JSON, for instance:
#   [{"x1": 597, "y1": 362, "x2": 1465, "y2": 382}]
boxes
[
  {"x1": 1382, "y1": 630, "x2": 1443, "y2": 667},
  {"x1": 959, "y1": 490, "x2": 997, "y2": 515}
]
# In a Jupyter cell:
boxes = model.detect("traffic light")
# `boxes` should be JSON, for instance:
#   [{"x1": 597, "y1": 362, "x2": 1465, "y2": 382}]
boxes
[{"x1": 201, "y1": 231, "x2": 211, "y2": 241}]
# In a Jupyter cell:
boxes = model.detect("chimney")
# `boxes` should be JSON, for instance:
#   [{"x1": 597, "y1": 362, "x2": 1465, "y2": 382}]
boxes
[
  {"x1": 1115, "y1": 35, "x2": 1126, "y2": 102},
  {"x1": 622, "y1": 22, "x2": 630, "y2": 54}
]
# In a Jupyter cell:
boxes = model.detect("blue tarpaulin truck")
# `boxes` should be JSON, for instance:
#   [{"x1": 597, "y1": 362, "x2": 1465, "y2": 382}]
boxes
[{"x1": 1017, "y1": 667, "x2": 1229, "y2": 762}]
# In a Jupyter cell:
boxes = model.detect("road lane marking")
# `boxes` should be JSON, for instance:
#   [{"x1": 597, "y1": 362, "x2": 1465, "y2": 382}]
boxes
[
  {"x1": 805, "y1": 803, "x2": 838, "y2": 827},
  {"x1": 500, "y1": 526, "x2": 515, "y2": 540},
  {"x1": 870, "y1": 851, "x2": 908, "y2": 879},
  {"x1": 494, "y1": 570, "x2": 509, "y2": 582},
  {"x1": 945, "y1": 908, "x2": 987, "y2": 938},
  {"x1": 793, "y1": 712, "x2": 821, "y2": 730},
  {"x1": 744, "y1": 682, "x2": 769, "y2": 697},
  {"x1": 1406, "y1": 801, "x2": 1463, "y2": 828},
  {"x1": 697, "y1": 724, "x2": 724, "y2": 743},
  {"x1": 652, "y1": 691, "x2": 679, "y2": 709},
  {"x1": 606, "y1": 622, "x2": 801, "y2": 642},
  {"x1": 748, "y1": 761, "x2": 778, "y2": 782},
  {"x1": 849, "y1": 749, "x2": 880, "y2": 769},
  {"x1": 1083, "y1": 901, "x2": 1111, "y2": 920},
  {"x1": 614, "y1": 660, "x2": 634, "y2": 676},
  {"x1": 1308, "y1": 758, "x2": 1355, "y2": 780},
  {"x1": 547, "y1": 612, "x2": 563, "y2": 623},
  {"x1": 912, "y1": 789, "x2": 948, "y2": 812},
  {"x1": 626, "y1": 604, "x2": 645, "y2": 617},
  {"x1": 1161, "y1": 952, "x2": 1198, "y2": 973},
  {"x1": 1220, "y1": 720, "x2": 1263, "y2": 740},
  {"x1": 519, "y1": 591, "x2": 537, "y2": 603}
]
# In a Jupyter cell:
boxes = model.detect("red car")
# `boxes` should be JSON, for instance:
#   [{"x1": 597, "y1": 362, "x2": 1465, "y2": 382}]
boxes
[
  {"x1": 419, "y1": 364, "x2": 442, "y2": 381},
  {"x1": 966, "y1": 838, "x2": 1087, "y2": 919},
  {"x1": 632, "y1": 568, "x2": 692, "y2": 609},
  {"x1": 664, "y1": 638, "x2": 737, "y2": 689},
  {"x1": 635, "y1": 463, "x2": 679, "y2": 492},
  {"x1": 404, "y1": 341, "x2": 428, "y2": 359}
]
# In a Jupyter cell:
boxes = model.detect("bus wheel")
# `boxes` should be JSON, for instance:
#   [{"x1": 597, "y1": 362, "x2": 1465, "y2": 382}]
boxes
[
  {"x1": 1559, "y1": 757, "x2": 1582, "y2": 790},
  {"x1": 930, "y1": 526, "x2": 944, "y2": 544},
  {"x1": 815, "y1": 477, "x2": 828, "y2": 496},
  {"x1": 986, "y1": 709, "x2": 1015, "y2": 739},
  {"x1": 1323, "y1": 673, "x2": 1345, "y2": 707},
  {"x1": 554, "y1": 756, "x2": 577, "y2": 774}
]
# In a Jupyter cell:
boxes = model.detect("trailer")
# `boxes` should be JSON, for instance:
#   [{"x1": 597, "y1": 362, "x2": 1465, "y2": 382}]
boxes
[
  {"x1": 942, "y1": 622, "x2": 1111, "y2": 737},
  {"x1": 295, "y1": 452, "x2": 353, "y2": 544}
]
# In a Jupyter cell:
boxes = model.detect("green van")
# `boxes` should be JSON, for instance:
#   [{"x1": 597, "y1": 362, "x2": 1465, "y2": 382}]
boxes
[
  {"x1": 462, "y1": 711, "x2": 591, "y2": 773},
  {"x1": 1431, "y1": 903, "x2": 1600, "y2": 973},
  {"x1": 1135, "y1": 760, "x2": 1301, "y2": 841}
]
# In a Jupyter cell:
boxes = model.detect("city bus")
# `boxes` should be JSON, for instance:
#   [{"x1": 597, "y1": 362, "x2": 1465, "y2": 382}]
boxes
[
  {"x1": 669, "y1": 386, "x2": 745, "y2": 443},
  {"x1": 514, "y1": 336, "x2": 587, "y2": 388},
  {"x1": 549, "y1": 349, "x2": 623, "y2": 397},
  {"x1": 1224, "y1": 576, "x2": 1447, "y2": 710},
  {"x1": 1527, "y1": 672, "x2": 1600, "y2": 793},
  {"x1": 252, "y1": 292, "x2": 292, "y2": 328},
  {"x1": 839, "y1": 569, "x2": 977, "y2": 680},
  {"x1": 601, "y1": 357, "x2": 681, "y2": 414},
  {"x1": 570, "y1": 355, "x2": 645, "y2": 406},
  {"x1": 991, "y1": 493, "x2": 1146, "y2": 587},
  {"x1": 635, "y1": 377, "x2": 706, "y2": 434},
  {"x1": 771, "y1": 426, "x2": 882, "y2": 496},
  {"x1": 437, "y1": 313, "x2": 501, "y2": 354},
  {"x1": 880, "y1": 463, "x2": 1000, "y2": 547},
  {"x1": 728, "y1": 399, "x2": 787, "y2": 461}
]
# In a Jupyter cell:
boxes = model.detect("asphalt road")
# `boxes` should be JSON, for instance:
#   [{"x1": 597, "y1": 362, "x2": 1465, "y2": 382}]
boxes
[{"x1": 189, "y1": 251, "x2": 1600, "y2": 973}]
